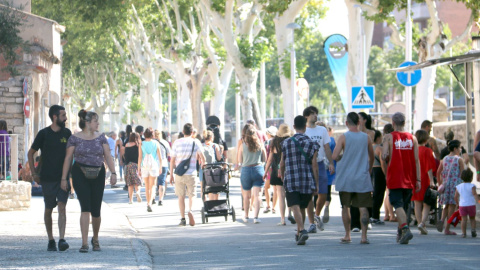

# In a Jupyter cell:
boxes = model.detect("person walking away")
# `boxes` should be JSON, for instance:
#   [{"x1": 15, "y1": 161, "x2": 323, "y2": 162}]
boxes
[
  {"x1": 237, "y1": 124, "x2": 267, "y2": 223},
  {"x1": 352, "y1": 112, "x2": 375, "y2": 231},
  {"x1": 106, "y1": 132, "x2": 117, "y2": 187},
  {"x1": 421, "y1": 120, "x2": 441, "y2": 160},
  {"x1": 333, "y1": 112, "x2": 374, "y2": 244},
  {"x1": 139, "y1": 128, "x2": 162, "y2": 212},
  {"x1": 454, "y1": 168, "x2": 479, "y2": 238},
  {"x1": 122, "y1": 125, "x2": 133, "y2": 191},
  {"x1": 382, "y1": 112, "x2": 421, "y2": 244},
  {"x1": 263, "y1": 126, "x2": 277, "y2": 213},
  {"x1": 412, "y1": 130, "x2": 437, "y2": 235},
  {"x1": 382, "y1": 123, "x2": 396, "y2": 222},
  {"x1": 303, "y1": 106, "x2": 334, "y2": 233},
  {"x1": 170, "y1": 123, "x2": 205, "y2": 226},
  {"x1": 27, "y1": 105, "x2": 71, "y2": 251},
  {"x1": 154, "y1": 130, "x2": 171, "y2": 206},
  {"x1": 371, "y1": 130, "x2": 386, "y2": 225},
  {"x1": 121, "y1": 132, "x2": 142, "y2": 204},
  {"x1": 437, "y1": 140, "x2": 465, "y2": 234},
  {"x1": 200, "y1": 130, "x2": 223, "y2": 201},
  {"x1": 60, "y1": 109, "x2": 117, "y2": 253},
  {"x1": 0, "y1": 120, "x2": 10, "y2": 179},
  {"x1": 264, "y1": 124, "x2": 293, "y2": 225},
  {"x1": 115, "y1": 131, "x2": 125, "y2": 183},
  {"x1": 322, "y1": 126, "x2": 337, "y2": 224},
  {"x1": 280, "y1": 116, "x2": 319, "y2": 245}
]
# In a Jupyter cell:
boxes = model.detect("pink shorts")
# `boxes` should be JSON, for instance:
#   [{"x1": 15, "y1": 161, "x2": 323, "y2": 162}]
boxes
[{"x1": 459, "y1": 205, "x2": 476, "y2": 217}]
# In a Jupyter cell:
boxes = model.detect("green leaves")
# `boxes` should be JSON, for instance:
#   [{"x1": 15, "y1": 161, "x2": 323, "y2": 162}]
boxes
[
  {"x1": 0, "y1": 1, "x2": 29, "y2": 76},
  {"x1": 237, "y1": 36, "x2": 273, "y2": 69}
]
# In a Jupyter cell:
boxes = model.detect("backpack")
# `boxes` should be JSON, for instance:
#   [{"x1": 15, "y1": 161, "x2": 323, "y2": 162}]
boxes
[{"x1": 142, "y1": 143, "x2": 159, "y2": 170}]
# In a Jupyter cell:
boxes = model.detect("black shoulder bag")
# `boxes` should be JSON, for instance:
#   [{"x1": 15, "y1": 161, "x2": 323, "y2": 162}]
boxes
[
  {"x1": 290, "y1": 137, "x2": 312, "y2": 165},
  {"x1": 174, "y1": 143, "x2": 195, "y2": 176}
]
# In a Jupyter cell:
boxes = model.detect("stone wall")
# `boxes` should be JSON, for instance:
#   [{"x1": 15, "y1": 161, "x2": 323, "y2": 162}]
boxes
[
  {"x1": 0, "y1": 181, "x2": 31, "y2": 211},
  {"x1": 0, "y1": 78, "x2": 26, "y2": 166}
]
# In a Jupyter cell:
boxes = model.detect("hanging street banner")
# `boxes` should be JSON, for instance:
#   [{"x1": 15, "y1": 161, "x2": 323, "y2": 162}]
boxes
[
  {"x1": 323, "y1": 34, "x2": 348, "y2": 112},
  {"x1": 351, "y1": 86, "x2": 375, "y2": 109}
]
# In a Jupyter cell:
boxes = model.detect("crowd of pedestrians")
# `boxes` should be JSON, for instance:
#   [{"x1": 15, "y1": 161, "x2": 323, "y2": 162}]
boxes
[{"x1": 3, "y1": 103, "x2": 479, "y2": 252}]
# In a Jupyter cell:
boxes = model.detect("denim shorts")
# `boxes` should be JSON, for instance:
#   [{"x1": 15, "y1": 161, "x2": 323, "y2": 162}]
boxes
[
  {"x1": 240, "y1": 165, "x2": 264, "y2": 191},
  {"x1": 157, "y1": 166, "x2": 168, "y2": 186}
]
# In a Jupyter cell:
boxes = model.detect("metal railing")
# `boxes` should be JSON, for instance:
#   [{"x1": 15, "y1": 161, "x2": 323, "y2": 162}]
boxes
[{"x1": 0, "y1": 134, "x2": 18, "y2": 182}]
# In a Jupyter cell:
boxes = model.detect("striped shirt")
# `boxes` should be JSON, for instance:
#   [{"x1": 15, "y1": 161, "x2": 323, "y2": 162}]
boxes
[
  {"x1": 171, "y1": 137, "x2": 203, "y2": 175},
  {"x1": 282, "y1": 133, "x2": 319, "y2": 194}
]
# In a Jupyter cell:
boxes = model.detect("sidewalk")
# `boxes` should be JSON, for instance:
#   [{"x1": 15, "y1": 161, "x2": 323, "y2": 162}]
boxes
[{"x1": 0, "y1": 191, "x2": 152, "y2": 270}]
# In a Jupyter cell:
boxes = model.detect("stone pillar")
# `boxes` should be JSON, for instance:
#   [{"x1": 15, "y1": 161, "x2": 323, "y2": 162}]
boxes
[{"x1": 0, "y1": 181, "x2": 31, "y2": 211}]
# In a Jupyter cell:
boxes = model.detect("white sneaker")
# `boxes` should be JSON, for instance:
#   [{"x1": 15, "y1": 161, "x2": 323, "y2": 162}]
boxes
[
  {"x1": 367, "y1": 223, "x2": 372, "y2": 230},
  {"x1": 253, "y1": 218, "x2": 261, "y2": 224},
  {"x1": 314, "y1": 215, "x2": 325, "y2": 231},
  {"x1": 242, "y1": 217, "x2": 249, "y2": 223}
]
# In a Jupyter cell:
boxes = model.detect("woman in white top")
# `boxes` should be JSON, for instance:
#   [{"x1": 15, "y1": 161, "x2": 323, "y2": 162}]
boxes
[{"x1": 139, "y1": 128, "x2": 162, "y2": 212}]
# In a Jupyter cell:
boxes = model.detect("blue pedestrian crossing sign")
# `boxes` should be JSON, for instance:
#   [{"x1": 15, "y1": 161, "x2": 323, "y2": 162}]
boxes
[
  {"x1": 396, "y1": 61, "x2": 422, "y2": 86},
  {"x1": 352, "y1": 86, "x2": 375, "y2": 109}
]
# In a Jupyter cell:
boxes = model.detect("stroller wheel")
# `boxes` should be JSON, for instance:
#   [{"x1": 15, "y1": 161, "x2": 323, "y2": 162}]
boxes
[
  {"x1": 201, "y1": 207, "x2": 206, "y2": 224},
  {"x1": 231, "y1": 207, "x2": 236, "y2": 222}
]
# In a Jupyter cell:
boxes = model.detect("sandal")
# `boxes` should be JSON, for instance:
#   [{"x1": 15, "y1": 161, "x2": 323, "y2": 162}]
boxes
[
  {"x1": 444, "y1": 230, "x2": 457, "y2": 235},
  {"x1": 272, "y1": 209, "x2": 276, "y2": 214},
  {"x1": 461, "y1": 234, "x2": 466, "y2": 238},
  {"x1": 263, "y1": 207, "x2": 270, "y2": 213},
  {"x1": 79, "y1": 245, "x2": 89, "y2": 253},
  {"x1": 277, "y1": 222, "x2": 286, "y2": 226},
  {"x1": 340, "y1": 238, "x2": 352, "y2": 244},
  {"x1": 360, "y1": 239, "x2": 370, "y2": 244},
  {"x1": 91, "y1": 238, "x2": 101, "y2": 251}
]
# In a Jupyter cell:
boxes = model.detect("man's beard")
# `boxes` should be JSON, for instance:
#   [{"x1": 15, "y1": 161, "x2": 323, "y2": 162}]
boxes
[{"x1": 57, "y1": 118, "x2": 66, "y2": 128}]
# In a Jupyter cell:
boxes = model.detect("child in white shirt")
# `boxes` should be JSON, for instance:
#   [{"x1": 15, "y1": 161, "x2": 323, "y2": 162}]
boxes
[{"x1": 454, "y1": 168, "x2": 479, "y2": 238}]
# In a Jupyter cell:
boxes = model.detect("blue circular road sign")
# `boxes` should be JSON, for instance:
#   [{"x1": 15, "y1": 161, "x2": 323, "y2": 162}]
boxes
[{"x1": 396, "y1": 61, "x2": 422, "y2": 87}]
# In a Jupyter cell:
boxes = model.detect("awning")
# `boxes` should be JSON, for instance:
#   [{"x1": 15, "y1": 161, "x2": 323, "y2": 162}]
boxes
[
  {"x1": 389, "y1": 50, "x2": 480, "y2": 72},
  {"x1": 389, "y1": 50, "x2": 480, "y2": 99}
]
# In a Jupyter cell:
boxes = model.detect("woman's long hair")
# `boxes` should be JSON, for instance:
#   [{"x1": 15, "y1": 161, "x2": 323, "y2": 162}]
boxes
[
  {"x1": 128, "y1": 132, "x2": 141, "y2": 146},
  {"x1": 242, "y1": 124, "x2": 261, "y2": 152}
]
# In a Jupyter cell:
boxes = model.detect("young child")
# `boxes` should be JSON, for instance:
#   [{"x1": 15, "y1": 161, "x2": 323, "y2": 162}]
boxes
[{"x1": 454, "y1": 168, "x2": 479, "y2": 238}]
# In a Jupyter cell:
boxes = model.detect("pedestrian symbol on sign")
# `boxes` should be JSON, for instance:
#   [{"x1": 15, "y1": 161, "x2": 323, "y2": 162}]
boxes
[{"x1": 351, "y1": 86, "x2": 375, "y2": 109}]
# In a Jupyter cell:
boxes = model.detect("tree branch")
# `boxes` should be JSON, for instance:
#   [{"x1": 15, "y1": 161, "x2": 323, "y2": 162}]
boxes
[
  {"x1": 445, "y1": 11, "x2": 475, "y2": 51},
  {"x1": 388, "y1": 22, "x2": 406, "y2": 48}
]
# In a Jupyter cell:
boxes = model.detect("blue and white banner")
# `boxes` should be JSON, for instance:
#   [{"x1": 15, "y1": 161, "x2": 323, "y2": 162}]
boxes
[{"x1": 323, "y1": 34, "x2": 348, "y2": 112}]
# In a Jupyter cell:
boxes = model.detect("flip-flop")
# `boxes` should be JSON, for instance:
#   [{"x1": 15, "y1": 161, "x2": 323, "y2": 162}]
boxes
[
  {"x1": 445, "y1": 230, "x2": 457, "y2": 235},
  {"x1": 360, "y1": 239, "x2": 370, "y2": 244},
  {"x1": 340, "y1": 238, "x2": 352, "y2": 244}
]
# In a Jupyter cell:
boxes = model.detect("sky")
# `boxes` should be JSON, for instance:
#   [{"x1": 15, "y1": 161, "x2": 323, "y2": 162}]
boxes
[{"x1": 317, "y1": 0, "x2": 349, "y2": 38}]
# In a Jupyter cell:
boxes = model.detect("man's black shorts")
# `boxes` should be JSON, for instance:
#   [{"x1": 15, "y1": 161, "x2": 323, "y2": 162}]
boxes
[
  {"x1": 286, "y1": 191, "x2": 312, "y2": 209},
  {"x1": 389, "y1": 188, "x2": 412, "y2": 210},
  {"x1": 42, "y1": 181, "x2": 70, "y2": 209}
]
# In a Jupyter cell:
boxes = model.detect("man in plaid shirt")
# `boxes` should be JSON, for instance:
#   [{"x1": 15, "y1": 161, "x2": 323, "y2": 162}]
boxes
[{"x1": 280, "y1": 116, "x2": 319, "y2": 245}]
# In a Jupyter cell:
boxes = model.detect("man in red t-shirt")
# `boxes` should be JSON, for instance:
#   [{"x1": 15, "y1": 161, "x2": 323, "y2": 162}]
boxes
[{"x1": 382, "y1": 112, "x2": 421, "y2": 244}]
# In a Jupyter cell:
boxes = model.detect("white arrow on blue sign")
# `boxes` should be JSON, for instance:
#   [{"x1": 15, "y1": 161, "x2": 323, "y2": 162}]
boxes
[{"x1": 396, "y1": 61, "x2": 422, "y2": 87}]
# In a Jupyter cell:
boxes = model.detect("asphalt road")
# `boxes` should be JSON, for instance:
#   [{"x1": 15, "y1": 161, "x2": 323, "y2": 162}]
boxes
[{"x1": 103, "y1": 178, "x2": 480, "y2": 270}]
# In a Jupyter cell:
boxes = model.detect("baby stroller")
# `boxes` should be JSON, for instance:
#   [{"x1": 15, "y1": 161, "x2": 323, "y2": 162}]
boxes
[{"x1": 201, "y1": 162, "x2": 236, "y2": 223}]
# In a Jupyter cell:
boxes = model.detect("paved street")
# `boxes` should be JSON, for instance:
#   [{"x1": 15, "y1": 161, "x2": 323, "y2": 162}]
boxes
[{"x1": 103, "y1": 177, "x2": 480, "y2": 270}]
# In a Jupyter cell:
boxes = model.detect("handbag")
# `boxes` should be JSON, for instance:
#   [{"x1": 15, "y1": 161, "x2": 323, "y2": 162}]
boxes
[
  {"x1": 204, "y1": 167, "x2": 228, "y2": 187},
  {"x1": 423, "y1": 187, "x2": 438, "y2": 207},
  {"x1": 174, "y1": 143, "x2": 195, "y2": 176},
  {"x1": 80, "y1": 165, "x2": 102, "y2": 179}
]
